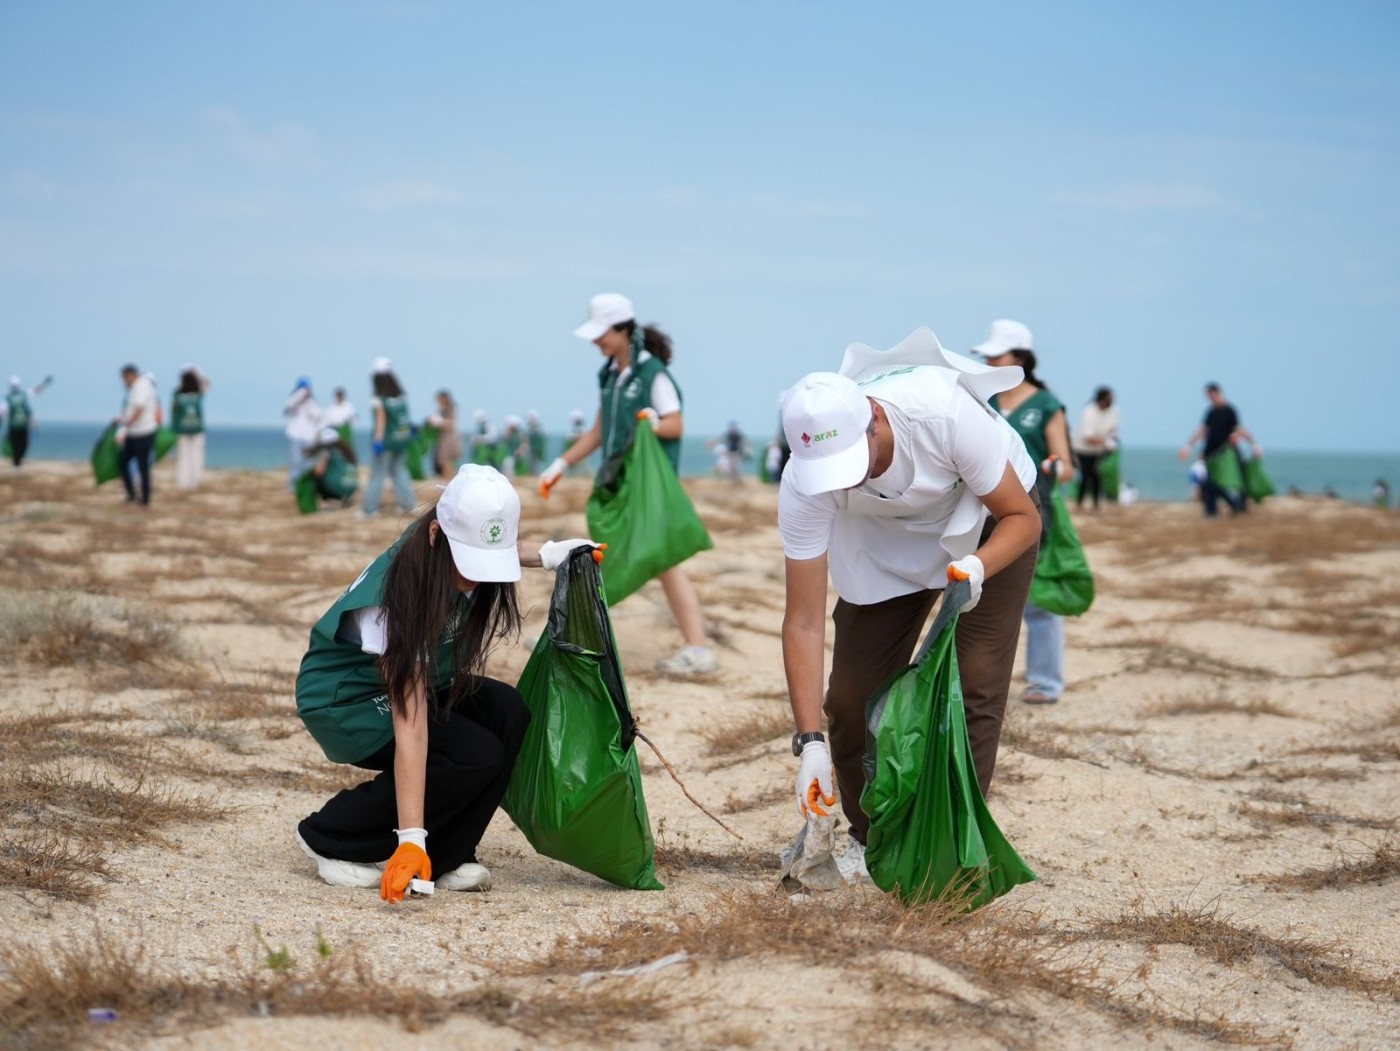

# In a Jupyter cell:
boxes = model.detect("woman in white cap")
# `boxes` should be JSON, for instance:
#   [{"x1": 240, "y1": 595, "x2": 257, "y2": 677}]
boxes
[
  {"x1": 171, "y1": 365, "x2": 211, "y2": 491},
  {"x1": 306, "y1": 426, "x2": 360, "y2": 507},
  {"x1": 540, "y1": 293, "x2": 718, "y2": 677},
  {"x1": 976, "y1": 320, "x2": 1075, "y2": 705},
  {"x1": 294, "y1": 464, "x2": 600, "y2": 902},
  {"x1": 361, "y1": 358, "x2": 416, "y2": 517}
]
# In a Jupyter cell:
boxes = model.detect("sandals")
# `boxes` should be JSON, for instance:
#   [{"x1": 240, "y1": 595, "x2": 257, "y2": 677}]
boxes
[{"x1": 1022, "y1": 690, "x2": 1060, "y2": 705}]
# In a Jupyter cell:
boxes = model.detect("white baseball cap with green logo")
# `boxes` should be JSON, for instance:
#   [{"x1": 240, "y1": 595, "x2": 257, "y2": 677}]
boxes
[
  {"x1": 436, "y1": 465, "x2": 521, "y2": 583},
  {"x1": 573, "y1": 293, "x2": 636, "y2": 341},
  {"x1": 780, "y1": 372, "x2": 874, "y2": 496}
]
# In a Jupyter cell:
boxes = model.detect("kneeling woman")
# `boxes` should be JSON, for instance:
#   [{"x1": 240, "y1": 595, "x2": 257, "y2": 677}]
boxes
[{"x1": 294, "y1": 464, "x2": 594, "y2": 902}]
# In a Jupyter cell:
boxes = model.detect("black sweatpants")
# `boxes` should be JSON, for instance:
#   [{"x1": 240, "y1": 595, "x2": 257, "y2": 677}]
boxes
[
  {"x1": 297, "y1": 677, "x2": 530, "y2": 875},
  {"x1": 8, "y1": 427, "x2": 28, "y2": 466},
  {"x1": 1075, "y1": 452, "x2": 1102, "y2": 508},
  {"x1": 119, "y1": 432, "x2": 154, "y2": 504}
]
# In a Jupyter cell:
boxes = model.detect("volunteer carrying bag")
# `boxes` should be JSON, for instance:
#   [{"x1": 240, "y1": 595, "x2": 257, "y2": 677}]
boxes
[
  {"x1": 1028, "y1": 487, "x2": 1095, "y2": 617},
  {"x1": 861, "y1": 580, "x2": 1036, "y2": 910},
  {"x1": 502, "y1": 546, "x2": 663, "y2": 891},
  {"x1": 1098, "y1": 448, "x2": 1121, "y2": 502},
  {"x1": 1205, "y1": 447, "x2": 1243, "y2": 494},
  {"x1": 584, "y1": 418, "x2": 713, "y2": 606},
  {"x1": 404, "y1": 423, "x2": 439, "y2": 482},
  {"x1": 91, "y1": 425, "x2": 177, "y2": 485}
]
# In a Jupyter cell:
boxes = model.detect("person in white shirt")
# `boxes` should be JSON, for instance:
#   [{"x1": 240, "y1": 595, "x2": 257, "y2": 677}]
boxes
[
  {"x1": 1072, "y1": 386, "x2": 1119, "y2": 511},
  {"x1": 284, "y1": 377, "x2": 322, "y2": 488},
  {"x1": 319, "y1": 387, "x2": 357, "y2": 438},
  {"x1": 115, "y1": 364, "x2": 160, "y2": 505},
  {"x1": 778, "y1": 328, "x2": 1042, "y2": 878}
]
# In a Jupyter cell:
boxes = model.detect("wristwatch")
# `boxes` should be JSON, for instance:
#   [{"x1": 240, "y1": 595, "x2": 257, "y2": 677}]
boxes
[{"x1": 792, "y1": 731, "x2": 826, "y2": 756}]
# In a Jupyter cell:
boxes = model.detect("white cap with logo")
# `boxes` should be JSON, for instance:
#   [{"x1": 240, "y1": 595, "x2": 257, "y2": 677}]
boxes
[
  {"x1": 780, "y1": 373, "x2": 874, "y2": 496},
  {"x1": 371, "y1": 356, "x2": 393, "y2": 375},
  {"x1": 970, "y1": 319, "x2": 1033, "y2": 359},
  {"x1": 573, "y1": 293, "x2": 636, "y2": 341},
  {"x1": 435, "y1": 464, "x2": 522, "y2": 583}
]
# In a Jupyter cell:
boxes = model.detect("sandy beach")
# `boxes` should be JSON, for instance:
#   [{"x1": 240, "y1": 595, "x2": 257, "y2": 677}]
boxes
[{"x1": 1, "y1": 459, "x2": 1397, "y2": 1050}]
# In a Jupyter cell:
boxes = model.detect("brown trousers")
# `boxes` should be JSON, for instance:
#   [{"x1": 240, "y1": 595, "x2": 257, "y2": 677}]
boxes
[{"x1": 824, "y1": 512, "x2": 1040, "y2": 844}]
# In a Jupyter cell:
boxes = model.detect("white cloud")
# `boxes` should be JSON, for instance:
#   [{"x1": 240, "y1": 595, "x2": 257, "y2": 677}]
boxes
[
  {"x1": 200, "y1": 108, "x2": 320, "y2": 170},
  {"x1": 1049, "y1": 183, "x2": 1229, "y2": 212},
  {"x1": 344, "y1": 179, "x2": 464, "y2": 210}
]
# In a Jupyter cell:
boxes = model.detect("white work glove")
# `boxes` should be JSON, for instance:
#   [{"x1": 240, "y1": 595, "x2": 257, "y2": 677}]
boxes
[
  {"x1": 538, "y1": 538, "x2": 605, "y2": 571},
  {"x1": 795, "y1": 740, "x2": 835, "y2": 819},
  {"x1": 1040, "y1": 454, "x2": 1068, "y2": 480},
  {"x1": 635, "y1": 407, "x2": 659, "y2": 426},
  {"x1": 538, "y1": 457, "x2": 567, "y2": 498},
  {"x1": 946, "y1": 554, "x2": 985, "y2": 613}
]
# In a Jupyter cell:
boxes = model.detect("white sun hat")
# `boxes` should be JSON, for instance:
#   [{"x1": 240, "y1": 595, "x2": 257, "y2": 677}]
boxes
[
  {"x1": 435, "y1": 464, "x2": 521, "y2": 583},
  {"x1": 970, "y1": 319, "x2": 1033, "y2": 359},
  {"x1": 573, "y1": 293, "x2": 635, "y2": 341},
  {"x1": 371, "y1": 356, "x2": 393, "y2": 375},
  {"x1": 780, "y1": 373, "x2": 874, "y2": 496}
]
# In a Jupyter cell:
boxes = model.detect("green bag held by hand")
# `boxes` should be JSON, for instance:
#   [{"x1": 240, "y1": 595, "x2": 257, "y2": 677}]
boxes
[
  {"x1": 91, "y1": 425, "x2": 177, "y2": 485},
  {"x1": 502, "y1": 547, "x2": 663, "y2": 891},
  {"x1": 1028, "y1": 487, "x2": 1095, "y2": 617},
  {"x1": 1205, "y1": 447, "x2": 1243, "y2": 494},
  {"x1": 404, "y1": 423, "x2": 439, "y2": 482},
  {"x1": 294, "y1": 472, "x2": 319, "y2": 514},
  {"x1": 585, "y1": 419, "x2": 713, "y2": 606},
  {"x1": 1243, "y1": 455, "x2": 1275, "y2": 503},
  {"x1": 861, "y1": 580, "x2": 1036, "y2": 910},
  {"x1": 1098, "y1": 447, "x2": 1121, "y2": 502}
]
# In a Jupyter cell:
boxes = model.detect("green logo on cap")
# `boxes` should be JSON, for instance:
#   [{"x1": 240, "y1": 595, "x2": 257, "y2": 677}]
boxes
[{"x1": 480, "y1": 518, "x2": 506, "y2": 545}]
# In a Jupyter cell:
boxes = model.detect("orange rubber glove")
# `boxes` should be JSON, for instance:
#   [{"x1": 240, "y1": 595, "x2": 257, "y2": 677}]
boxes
[
  {"x1": 381, "y1": 831, "x2": 431, "y2": 904},
  {"x1": 538, "y1": 457, "x2": 567, "y2": 499}
]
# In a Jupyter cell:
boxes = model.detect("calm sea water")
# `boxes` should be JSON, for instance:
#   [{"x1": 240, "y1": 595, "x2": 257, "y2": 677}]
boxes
[{"x1": 12, "y1": 422, "x2": 1397, "y2": 505}]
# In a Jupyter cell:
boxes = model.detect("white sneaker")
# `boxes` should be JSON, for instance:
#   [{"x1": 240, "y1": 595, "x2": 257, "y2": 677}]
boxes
[
  {"x1": 295, "y1": 830, "x2": 384, "y2": 888},
  {"x1": 436, "y1": 862, "x2": 492, "y2": 892},
  {"x1": 836, "y1": 839, "x2": 870, "y2": 885},
  {"x1": 655, "y1": 645, "x2": 719, "y2": 677}
]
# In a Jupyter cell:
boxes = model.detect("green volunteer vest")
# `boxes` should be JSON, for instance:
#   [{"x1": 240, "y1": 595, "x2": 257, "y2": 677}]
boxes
[
  {"x1": 381, "y1": 395, "x2": 413, "y2": 453},
  {"x1": 598, "y1": 353, "x2": 682, "y2": 471},
  {"x1": 171, "y1": 392, "x2": 204, "y2": 435},
  {"x1": 295, "y1": 527, "x2": 472, "y2": 763},
  {"x1": 994, "y1": 387, "x2": 1064, "y2": 467},
  {"x1": 528, "y1": 426, "x2": 547, "y2": 463},
  {"x1": 321, "y1": 447, "x2": 359, "y2": 499},
  {"x1": 6, "y1": 392, "x2": 30, "y2": 430}
]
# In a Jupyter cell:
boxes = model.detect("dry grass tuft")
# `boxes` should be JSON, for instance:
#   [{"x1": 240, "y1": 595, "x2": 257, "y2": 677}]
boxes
[
  {"x1": 1256, "y1": 838, "x2": 1400, "y2": 892},
  {"x1": 699, "y1": 709, "x2": 791, "y2": 758},
  {"x1": 1141, "y1": 695, "x2": 1293, "y2": 719},
  {"x1": 0, "y1": 590, "x2": 183, "y2": 668}
]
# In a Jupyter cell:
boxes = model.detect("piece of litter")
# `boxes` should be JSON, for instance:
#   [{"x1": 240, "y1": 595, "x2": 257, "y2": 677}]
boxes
[
  {"x1": 87, "y1": 1008, "x2": 118, "y2": 1023},
  {"x1": 578, "y1": 951, "x2": 690, "y2": 987},
  {"x1": 409, "y1": 878, "x2": 434, "y2": 896}
]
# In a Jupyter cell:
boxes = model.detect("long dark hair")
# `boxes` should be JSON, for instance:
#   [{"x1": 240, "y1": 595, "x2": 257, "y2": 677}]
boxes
[
  {"x1": 178, "y1": 370, "x2": 201, "y2": 395},
  {"x1": 373, "y1": 372, "x2": 404, "y2": 399},
  {"x1": 377, "y1": 508, "x2": 521, "y2": 717},
  {"x1": 312, "y1": 435, "x2": 358, "y2": 466},
  {"x1": 614, "y1": 320, "x2": 673, "y2": 365},
  {"x1": 1007, "y1": 349, "x2": 1046, "y2": 390}
]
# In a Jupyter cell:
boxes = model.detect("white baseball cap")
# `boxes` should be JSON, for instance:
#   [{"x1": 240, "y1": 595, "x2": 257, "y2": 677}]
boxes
[
  {"x1": 371, "y1": 356, "x2": 393, "y2": 375},
  {"x1": 318, "y1": 427, "x2": 339, "y2": 445},
  {"x1": 8, "y1": 376, "x2": 19, "y2": 389},
  {"x1": 435, "y1": 464, "x2": 521, "y2": 583},
  {"x1": 970, "y1": 319, "x2": 1034, "y2": 359},
  {"x1": 573, "y1": 293, "x2": 635, "y2": 341},
  {"x1": 780, "y1": 373, "x2": 874, "y2": 495}
]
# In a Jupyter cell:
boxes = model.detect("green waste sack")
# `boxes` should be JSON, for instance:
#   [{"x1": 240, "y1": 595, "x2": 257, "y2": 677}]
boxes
[
  {"x1": 294, "y1": 472, "x2": 320, "y2": 514},
  {"x1": 1, "y1": 434, "x2": 9, "y2": 460},
  {"x1": 1243, "y1": 456, "x2": 1275, "y2": 503},
  {"x1": 584, "y1": 419, "x2": 713, "y2": 606},
  {"x1": 1028, "y1": 487, "x2": 1095, "y2": 617},
  {"x1": 404, "y1": 424, "x2": 439, "y2": 482},
  {"x1": 1205, "y1": 447, "x2": 1243, "y2": 494},
  {"x1": 1099, "y1": 448, "x2": 1121, "y2": 502},
  {"x1": 861, "y1": 579, "x2": 1036, "y2": 909},
  {"x1": 502, "y1": 547, "x2": 663, "y2": 890},
  {"x1": 91, "y1": 425, "x2": 177, "y2": 485}
]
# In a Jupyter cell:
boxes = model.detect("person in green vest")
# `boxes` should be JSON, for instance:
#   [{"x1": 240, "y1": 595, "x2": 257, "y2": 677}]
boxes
[
  {"x1": 171, "y1": 365, "x2": 211, "y2": 491},
  {"x1": 360, "y1": 357, "x2": 417, "y2": 518},
  {"x1": 4, "y1": 375, "x2": 50, "y2": 468},
  {"x1": 540, "y1": 292, "x2": 718, "y2": 677},
  {"x1": 976, "y1": 320, "x2": 1076, "y2": 706},
  {"x1": 295, "y1": 464, "x2": 600, "y2": 902},
  {"x1": 562, "y1": 409, "x2": 588, "y2": 475},
  {"x1": 524, "y1": 410, "x2": 548, "y2": 475},
  {"x1": 307, "y1": 427, "x2": 360, "y2": 506}
]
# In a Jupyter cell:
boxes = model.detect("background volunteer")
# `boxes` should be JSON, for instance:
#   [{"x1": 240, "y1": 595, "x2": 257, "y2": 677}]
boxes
[
  {"x1": 4, "y1": 376, "x2": 49, "y2": 468},
  {"x1": 360, "y1": 357, "x2": 417, "y2": 517},
  {"x1": 1073, "y1": 386, "x2": 1119, "y2": 511},
  {"x1": 294, "y1": 464, "x2": 599, "y2": 902},
  {"x1": 115, "y1": 363, "x2": 160, "y2": 505},
  {"x1": 778, "y1": 328, "x2": 1040, "y2": 875},
  {"x1": 171, "y1": 364, "x2": 210, "y2": 491}
]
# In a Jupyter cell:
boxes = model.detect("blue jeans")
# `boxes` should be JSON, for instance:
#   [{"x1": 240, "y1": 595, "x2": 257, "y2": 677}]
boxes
[
  {"x1": 1023, "y1": 601, "x2": 1064, "y2": 699},
  {"x1": 362, "y1": 450, "x2": 415, "y2": 514}
]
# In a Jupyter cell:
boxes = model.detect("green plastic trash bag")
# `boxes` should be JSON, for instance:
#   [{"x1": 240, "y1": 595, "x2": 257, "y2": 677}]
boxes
[
  {"x1": 1, "y1": 433, "x2": 10, "y2": 460},
  {"x1": 294, "y1": 472, "x2": 320, "y2": 514},
  {"x1": 1243, "y1": 456, "x2": 1275, "y2": 503},
  {"x1": 404, "y1": 423, "x2": 439, "y2": 482},
  {"x1": 1099, "y1": 448, "x2": 1121, "y2": 502},
  {"x1": 1205, "y1": 447, "x2": 1243, "y2": 494},
  {"x1": 502, "y1": 546, "x2": 663, "y2": 891},
  {"x1": 861, "y1": 579, "x2": 1036, "y2": 910},
  {"x1": 1028, "y1": 487, "x2": 1095, "y2": 617},
  {"x1": 584, "y1": 419, "x2": 713, "y2": 606},
  {"x1": 91, "y1": 425, "x2": 177, "y2": 485}
]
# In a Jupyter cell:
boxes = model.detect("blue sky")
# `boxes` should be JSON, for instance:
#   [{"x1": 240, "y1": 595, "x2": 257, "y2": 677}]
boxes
[{"x1": 2, "y1": 1, "x2": 1397, "y2": 452}]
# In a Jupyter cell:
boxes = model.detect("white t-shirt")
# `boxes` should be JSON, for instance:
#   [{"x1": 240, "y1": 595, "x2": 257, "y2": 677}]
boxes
[
  {"x1": 285, "y1": 390, "x2": 322, "y2": 443},
  {"x1": 779, "y1": 366, "x2": 1035, "y2": 605},
  {"x1": 1073, "y1": 403, "x2": 1120, "y2": 454},
  {"x1": 320, "y1": 400, "x2": 356, "y2": 429},
  {"x1": 122, "y1": 375, "x2": 160, "y2": 437}
]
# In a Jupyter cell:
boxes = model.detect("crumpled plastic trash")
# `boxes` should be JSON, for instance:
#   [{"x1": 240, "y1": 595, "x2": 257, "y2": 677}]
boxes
[{"x1": 779, "y1": 814, "x2": 844, "y2": 894}]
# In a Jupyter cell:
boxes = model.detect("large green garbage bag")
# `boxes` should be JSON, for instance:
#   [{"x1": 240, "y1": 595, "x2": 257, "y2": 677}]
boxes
[
  {"x1": 1098, "y1": 448, "x2": 1120, "y2": 502},
  {"x1": 1243, "y1": 456, "x2": 1275, "y2": 503},
  {"x1": 404, "y1": 424, "x2": 440, "y2": 482},
  {"x1": 502, "y1": 547, "x2": 663, "y2": 890},
  {"x1": 861, "y1": 580, "x2": 1036, "y2": 909},
  {"x1": 584, "y1": 419, "x2": 713, "y2": 606},
  {"x1": 91, "y1": 425, "x2": 177, "y2": 485},
  {"x1": 294, "y1": 472, "x2": 319, "y2": 514},
  {"x1": 1205, "y1": 447, "x2": 1243, "y2": 493},
  {"x1": 1028, "y1": 487, "x2": 1095, "y2": 616}
]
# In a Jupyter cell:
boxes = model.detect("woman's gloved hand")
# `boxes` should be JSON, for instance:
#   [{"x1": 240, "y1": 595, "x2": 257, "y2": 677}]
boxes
[
  {"x1": 381, "y1": 827, "x2": 431, "y2": 904},
  {"x1": 635, "y1": 407, "x2": 659, "y2": 425},
  {"x1": 538, "y1": 457, "x2": 568, "y2": 498},
  {"x1": 539, "y1": 539, "x2": 606, "y2": 571}
]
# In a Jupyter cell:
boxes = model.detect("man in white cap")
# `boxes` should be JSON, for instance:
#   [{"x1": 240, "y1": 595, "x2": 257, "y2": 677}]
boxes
[
  {"x1": 3, "y1": 374, "x2": 50, "y2": 468},
  {"x1": 779, "y1": 327, "x2": 1042, "y2": 880}
]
